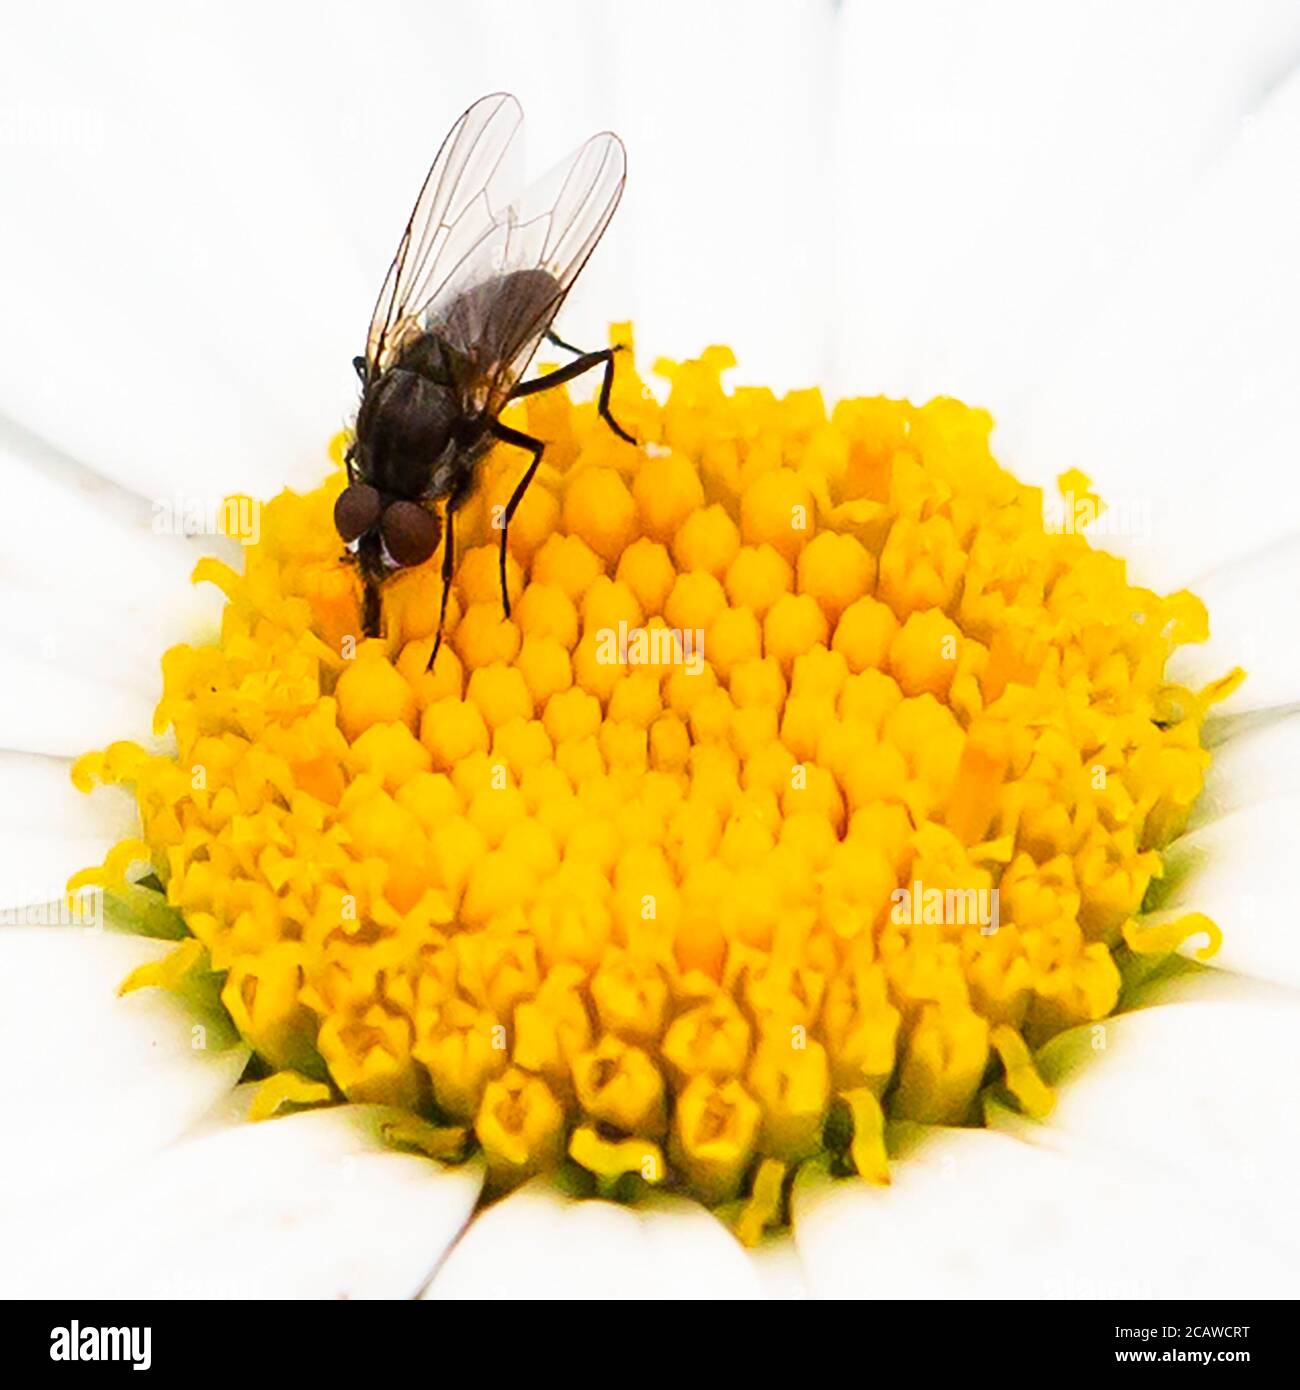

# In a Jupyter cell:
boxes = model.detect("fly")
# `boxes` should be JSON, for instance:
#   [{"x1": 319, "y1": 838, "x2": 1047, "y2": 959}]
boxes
[{"x1": 334, "y1": 92, "x2": 635, "y2": 662}]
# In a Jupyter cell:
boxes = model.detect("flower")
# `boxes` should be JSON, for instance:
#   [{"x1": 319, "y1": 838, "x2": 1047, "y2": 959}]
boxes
[
  {"x1": 4, "y1": 3, "x2": 1300, "y2": 1301},
  {"x1": 66, "y1": 327, "x2": 1241, "y2": 1227}
]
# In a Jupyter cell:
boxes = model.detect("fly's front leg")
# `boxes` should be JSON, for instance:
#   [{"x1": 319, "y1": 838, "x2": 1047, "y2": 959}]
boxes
[
  {"x1": 509, "y1": 347, "x2": 636, "y2": 445},
  {"x1": 357, "y1": 531, "x2": 384, "y2": 638},
  {"x1": 362, "y1": 577, "x2": 381, "y2": 639},
  {"x1": 427, "y1": 506, "x2": 457, "y2": 670},
  {"x1": 490, "y1": 419, "x2": 547, "y2": 620}
]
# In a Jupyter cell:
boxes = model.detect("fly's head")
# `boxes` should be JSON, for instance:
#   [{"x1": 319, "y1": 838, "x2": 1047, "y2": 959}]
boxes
[{"x1": 334, "y1": 475, "x2": 442, "y2": 574}]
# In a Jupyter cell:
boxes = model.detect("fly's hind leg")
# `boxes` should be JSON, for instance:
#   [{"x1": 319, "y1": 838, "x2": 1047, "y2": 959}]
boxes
[
  {"x1": 511, "y1": 346, "x2": 636, "y2": 445},
  {"x1": 490, "y1": 419, "x2": 546, "y2": 621},
  {"x1": 544, "y1": 329, "x2": 584, "y2": 356}
]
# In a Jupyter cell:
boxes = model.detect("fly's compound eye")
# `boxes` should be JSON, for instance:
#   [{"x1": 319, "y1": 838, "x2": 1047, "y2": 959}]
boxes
[
  {"x1": 334, "y1": 483, "x2": 382, "y2": 543},
  {"x1": 381, "y1": 500, "x2": 441, "y2": 567}
]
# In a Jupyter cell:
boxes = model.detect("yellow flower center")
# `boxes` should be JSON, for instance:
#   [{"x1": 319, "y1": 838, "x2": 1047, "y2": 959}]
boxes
[{"x1": 71, "y1": 326, "x2": 1236, "y2": 1239}]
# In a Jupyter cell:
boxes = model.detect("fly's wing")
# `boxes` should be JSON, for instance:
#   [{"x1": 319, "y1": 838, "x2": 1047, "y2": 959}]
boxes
[
  {"x1": 364, "y1": 92, "x2": 525, "y2": 379},
  {"x1": 424, "y1": 131, "x2": 627, "y2": 415}
]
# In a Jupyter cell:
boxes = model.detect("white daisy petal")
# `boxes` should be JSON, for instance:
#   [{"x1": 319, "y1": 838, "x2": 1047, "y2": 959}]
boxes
[
  {"x1": 424, "y1": 1181, "x2": 763, "y2": 1300},
  {"x1": 999, "y1": 66, "x2": 1300, "y2": 585},
  {"x1": 19, "y1": 1102, "x2": 482, "y2": 1299},
  {"x1": 793, "y1": 1124, "x2": 1299, "y2": 1300},
  {"x1": 748, "y1": 1236, "x2": 811, "y2": 1300},
  {"x1": 599, "y1": 0, "x2": 836, "y2": 390},
  {"x1": 0, "y1": 656, "x2": 155, "y2": 761},
  {"x1": 1192, "y1": 709, "x2": 1300, "y2": 827},
  {"x1": 0, "y1": 421, "x2": 207, "y2": 615},
  {"x1": 1167, "y1": 534, "x2": 1300, "y2": 714},
  {"x1": 1157, "y1": 793, "x2": 1300, "y2": 987},
  {"x1": 0, "y1": 5, "x2": 361, "y2": 501},
  {"x1": 1028, "y1": 994, "x2": 1300, "y2": 1199},
  {"x1": 986, "y1": 990, "x2": 1300, "y2": 1265},
  {"x1": 0, "y1": 753, "x2": 136, "y2": 911},
  {"x1": 0, "y1": 930, "x2": 247, "y2": 1230},
  {"x1": 830, "y1": 0, "x2": 1300, "y2": 410},
  {"x1": 0, "y1": 426, "x2": 232, "y2": 756}
]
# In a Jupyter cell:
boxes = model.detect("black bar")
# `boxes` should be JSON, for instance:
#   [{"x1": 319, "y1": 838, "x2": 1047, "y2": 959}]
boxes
[{"x1": 3, "y1": 1299, "x2": 1290, "y2": 1373}]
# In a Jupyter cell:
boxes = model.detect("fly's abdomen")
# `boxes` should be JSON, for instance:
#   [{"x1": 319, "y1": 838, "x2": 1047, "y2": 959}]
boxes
[{"x1": 439, "y1": 268, "x2": 561, "y2": 373}]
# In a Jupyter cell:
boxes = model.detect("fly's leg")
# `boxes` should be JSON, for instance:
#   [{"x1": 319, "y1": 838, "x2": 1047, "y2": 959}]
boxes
[
  {"x1": 357, "y1": 531, "x2": 384, "y2": 639},
  {"x1": 362, "y1": 576, "x2": 381, "y2": 639},
  {"x1": 510, "y1": 347, "x2": 636, "y2": 445},
  {"x1": 427, "y1": 506, "x2": 457, "y2": 670},
  {"x1": 490, "y1": 419, "x2": 546, "y2": 620},
  {"x1": 544, "y1": 328, "x2": 584, "y2": 356}
]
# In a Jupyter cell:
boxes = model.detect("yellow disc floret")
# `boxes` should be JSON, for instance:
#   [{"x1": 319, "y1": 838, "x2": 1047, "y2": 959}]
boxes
[{"x1": 73, "y1": 327, "x2": 1236, "y2": 1240}]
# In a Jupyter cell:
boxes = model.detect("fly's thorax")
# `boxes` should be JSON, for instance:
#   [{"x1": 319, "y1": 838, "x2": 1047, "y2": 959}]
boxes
[{"x1": 355, "y1": 365, "x2": 460, "y2": 499}]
